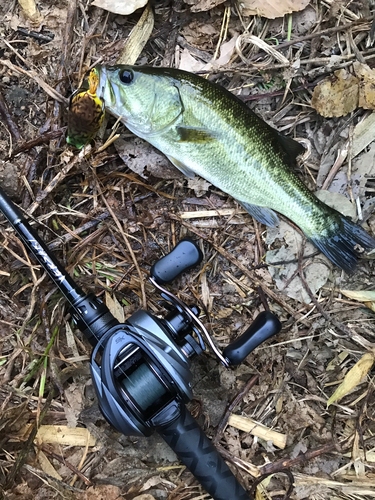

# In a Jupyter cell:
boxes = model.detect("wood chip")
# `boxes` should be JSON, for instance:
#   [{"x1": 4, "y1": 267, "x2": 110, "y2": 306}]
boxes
[
  {"x1": 36, "y1": 425, "x2": 95, "y2": 446},
  {"x1": 228, "y1": 414, "x2": 287, "y2": 449},
  {"x1": 180, "y1": 208, "x2": 246, "y2": 219},
  {"x1": 116, "y1": 3, "x2": 154, "y2": 65}
]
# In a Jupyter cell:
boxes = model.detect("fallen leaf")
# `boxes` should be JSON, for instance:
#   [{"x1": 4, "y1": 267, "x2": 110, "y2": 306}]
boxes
[
  {"x1": 352, "y1": 113, "x2": 375, "y2": 158},
  {"x1": 340, "y1": 289, "x2": 375, "y2": 313},
  {"x1": 239, "y1": 0, "x2": 310, "y2": 19},
  {"x1": 354, "y1": 62, "x2": 375, "y2": 110},
  {"x1": 179, "y1": 48, "x2": 207, "y2": 72},
  {"x1": 179, "y1": 35, "x2": 238, "y2": 72},
  {"x1": 183, "y1": 0, "x2": 227, "y2": 13},
  {"x1": 215, "y1": 307, "x2": 233, "y2": 319},
  {"x1": 327, "y1": 353, "x2": 375, "y2": 406},
  {"x1": 187, "y1": 177, "x2": 212, "y2": 197},
  {"x1": 37, "y1": 450, "x2": 63, "y2": 481},
  {"x1": 115, "y1": 137, "x2": 183, "y2": 180},
  {"x1": 311, "y1": 69, "x2": 359, "y2": 118},
  {"x1": 105, "y1": 291, "x2": 125, "y2": 323},
  {"x1": 211, "y1": 35, "x2": 238, "y2": 67},
  {"x1": 266, "y1": 221, "x2": 330, "y2": 304},
  {"x1": 314, "y1": 190, "x2": 357, "y2": 219},
  {"x1": 83, "y1": 485, "x2": 122, "y2": 500},
  {"x1": 91, "y1": 0, "x2": 147, "y2": 15},
  {"x1": 266, "y1": 244, "x2": 329, "y2": 303}
]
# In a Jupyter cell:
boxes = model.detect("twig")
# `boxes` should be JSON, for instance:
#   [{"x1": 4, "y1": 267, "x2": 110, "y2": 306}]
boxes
[
  {"x1": 213, "y1": 374, "x2": 260, "y2": 445},
  {"x1": 273, "y1": 17, "x2": 371, "y2": 51},
  {"x1": 4, "y1": 388, "x2": 55, "y2": 489},
  {"x1": 170, "y1": 215, "x2": 308, "y2": 323},
  {"x1": 48, "y1": 212, "x2": 110, "y2": 250},
  {"x1": 0, "y1": 59, "x2": 68, "y2": 105},
  {"x1": 249, "y1": 469, "x2": 294, "y2": 500},
  {"x1": 62, "y1": 0, "x2": 77, "y2": 73},
  {"x1": 11, "y1": 129, "x2": 65, "y2": 157},
  {"x1": 22, "y1": 150, "x2": 47, "y2": 208},
  {"x1": 241, "y1": 82, "x2": 316, "y2": 102},
  {"x1": 297, "y1": 245, "x2": 359, "y2": 341},
  {"x1": 0, "y1": 89, "x2": 21, "y2": 142},
  {"x1": 38, "y1": 444, "x2": 92, "y2": 486},
  {"x1": 321, "y1": 148, "x2": 348, "y2": 191},
  {"x1": 27, "y1": 145, "x2": 92, "y2": 215},
  {"x1": 97, "y1": 183, "x2": 147, "y2": 309},
  {"x1": 259, "y1": 442, "x2": 342, "y2": 476}
]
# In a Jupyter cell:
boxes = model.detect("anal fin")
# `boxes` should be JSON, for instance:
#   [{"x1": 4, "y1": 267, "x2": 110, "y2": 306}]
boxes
[
  {"x1": 238, "y1": 200, "x2": 279, "y2": 227},
  {"x1": 167, "y1": 155, "x2": 196, "y2": 179}
]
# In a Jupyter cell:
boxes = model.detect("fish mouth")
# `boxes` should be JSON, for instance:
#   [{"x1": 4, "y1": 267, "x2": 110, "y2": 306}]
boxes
[{"x1": 96, "y1": 65, "x2": 118, "y2": 112}]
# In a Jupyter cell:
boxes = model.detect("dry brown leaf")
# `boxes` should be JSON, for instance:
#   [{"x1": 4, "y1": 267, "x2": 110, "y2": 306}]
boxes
[
  {"x1": 187, "y1": 177, "x2": 212, "y2": 197},
  {"x1": 105, "y1": 291, "x2": 125, "y2": 323},
  {"x1": 354, "y1": 62, "x2": 375, "y2": 110},
  {"x1": 311, "y1": 69, "x2": 359, "y2": 117},
  {"x1": 327, "y1": 353, "x2": 375, "y2": 407},
  {"x1": 239, "y1": 0, "x2": 310, "y2": 19},
  {"x1": 183, "y1": 0, "x2": 227, "y2": 13},
  {"x1": 340, "y1": 289, "x2": 375, "y2": 313},
  {"x1": 91, "y1": 0, "x2": 147, "y2": 15},
  {"x1": 82, "y1": 485, "x2": 122, "y2": 500}
]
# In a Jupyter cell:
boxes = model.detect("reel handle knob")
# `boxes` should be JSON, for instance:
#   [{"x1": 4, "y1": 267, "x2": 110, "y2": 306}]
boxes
[
  {"x1": 223, "y1": 311, "x2": 281, "y2": 366},
  {"x1": 150, "y1": 239, "x2": 203, "y2": 285}
]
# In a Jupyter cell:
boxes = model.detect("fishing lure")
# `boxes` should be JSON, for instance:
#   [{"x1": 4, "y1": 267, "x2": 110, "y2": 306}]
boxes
[{"x1": 67, "y1": 68, "x2": 105, "y2": 149}]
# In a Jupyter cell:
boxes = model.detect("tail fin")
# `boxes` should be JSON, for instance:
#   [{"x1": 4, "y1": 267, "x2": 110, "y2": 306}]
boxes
[{"x1": 309, "y1": 215, "x2": 375, "y2": 273}]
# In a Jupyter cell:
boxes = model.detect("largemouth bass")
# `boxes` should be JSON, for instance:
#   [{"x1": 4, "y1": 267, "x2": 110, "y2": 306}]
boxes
[{"x1": 94, "y1": 65, "x2": 375, "y2": 272}]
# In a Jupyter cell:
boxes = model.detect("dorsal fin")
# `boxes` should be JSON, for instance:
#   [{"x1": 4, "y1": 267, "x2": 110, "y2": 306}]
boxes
[{"x1": 276, "y1": 133, "x2": 305, "y2": 167}]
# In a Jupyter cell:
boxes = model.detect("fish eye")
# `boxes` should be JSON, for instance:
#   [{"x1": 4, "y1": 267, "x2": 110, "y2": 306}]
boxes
[{"x1": 119, "y1": 69, "x2": 134, "y2": 85}]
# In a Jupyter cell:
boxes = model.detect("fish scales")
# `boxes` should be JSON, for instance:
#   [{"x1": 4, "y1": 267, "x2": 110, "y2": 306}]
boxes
[{"x1": 94, "y1": 65, "x2": 375, "y2": 272}]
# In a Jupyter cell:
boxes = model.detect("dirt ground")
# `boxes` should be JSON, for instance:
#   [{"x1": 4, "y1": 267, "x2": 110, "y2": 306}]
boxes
[{"x1": 0, "y1": 1, "x2": 375, "y2": 499}]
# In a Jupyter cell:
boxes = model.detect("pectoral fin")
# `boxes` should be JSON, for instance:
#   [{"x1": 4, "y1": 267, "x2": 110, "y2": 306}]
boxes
[
  {"x1": 167, "y1": 155, "x2": 196, "y2": 179},
  {"x1": 176, "y1": 126, "x2": 215, "y2": 144},
  {"x1": 238, "y1": 201, "x2": 279, "y2": 227}
]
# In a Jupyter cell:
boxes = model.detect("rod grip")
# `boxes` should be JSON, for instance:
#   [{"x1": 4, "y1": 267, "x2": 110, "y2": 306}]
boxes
[{"x1": 157, "y1": 405, "x2": 252, "y2": 500}]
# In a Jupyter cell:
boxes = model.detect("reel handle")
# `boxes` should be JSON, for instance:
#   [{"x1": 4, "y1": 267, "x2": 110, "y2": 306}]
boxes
[
  {"x1": 157, "y1": 404, "x2": 252, "y2": 500},
  {"x1": 224, "y1": 311, "x2": 281, "y2": 366},
  {"x1": 150, "y1": 239, "x2": 203, "y2": 285}
]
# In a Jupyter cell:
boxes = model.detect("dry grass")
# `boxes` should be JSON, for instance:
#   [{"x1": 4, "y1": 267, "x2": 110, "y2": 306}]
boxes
[{"x1": 0, "y1": 1, "x2": 375, "y2": 499}]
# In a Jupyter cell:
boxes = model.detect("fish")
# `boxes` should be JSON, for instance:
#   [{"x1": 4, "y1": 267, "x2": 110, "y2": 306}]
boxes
[
  {"x1": 67, "y1": 68, "x2": 105, "y2": 149},
  {"x1": 94, "y1": 64, "x2": 375, "y2": 272}
]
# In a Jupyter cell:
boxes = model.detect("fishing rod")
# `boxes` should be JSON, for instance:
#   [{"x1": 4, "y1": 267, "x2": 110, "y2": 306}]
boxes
[{"x1": 0, "y1": 185, "x2": 282, "y2": 500}]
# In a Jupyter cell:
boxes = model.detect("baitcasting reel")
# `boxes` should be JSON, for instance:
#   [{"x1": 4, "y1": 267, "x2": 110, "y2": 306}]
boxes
[{"x1": 0, "y1": 186, "x2": 281, "y2": 500}]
